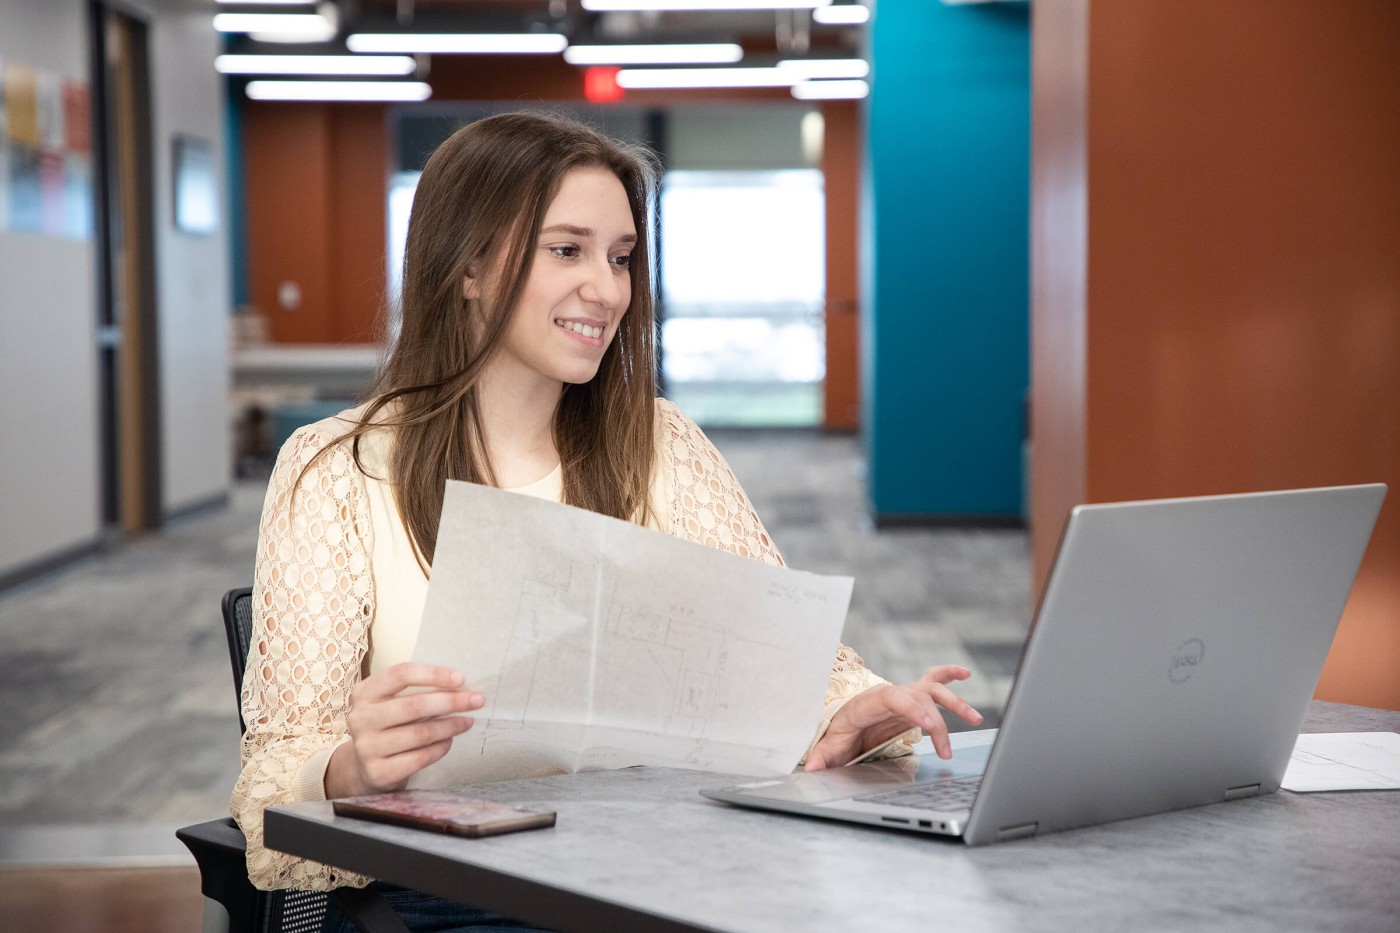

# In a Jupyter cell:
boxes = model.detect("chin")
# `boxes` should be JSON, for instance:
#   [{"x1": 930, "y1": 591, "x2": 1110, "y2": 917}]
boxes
[{"x1": 559, "y1": 364, "x2": 605, "y2": 386}]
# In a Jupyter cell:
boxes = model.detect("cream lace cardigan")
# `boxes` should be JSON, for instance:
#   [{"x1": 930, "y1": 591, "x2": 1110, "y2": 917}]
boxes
[{"x1": 232, "y1": 398, "x2": 909, "y2": 891}]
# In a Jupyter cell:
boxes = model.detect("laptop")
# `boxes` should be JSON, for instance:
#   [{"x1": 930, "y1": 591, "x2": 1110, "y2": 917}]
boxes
[{"x1": 701, "y1": 484, "x2": 1387, "y2": 845}]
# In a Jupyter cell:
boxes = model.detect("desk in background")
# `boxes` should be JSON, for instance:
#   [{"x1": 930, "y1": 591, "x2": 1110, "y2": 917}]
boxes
[
  {"x1": 231, "y1": 344, "x2": 383, "y2": 469},
  {"x1": 266, "y1": 701, "x2": 1400, "y2": 933}
]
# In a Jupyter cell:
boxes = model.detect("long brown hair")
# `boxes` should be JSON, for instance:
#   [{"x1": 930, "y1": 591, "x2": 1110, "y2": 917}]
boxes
[{"x1": 311, "y1": 111, "x2": 660, "y2": 569}]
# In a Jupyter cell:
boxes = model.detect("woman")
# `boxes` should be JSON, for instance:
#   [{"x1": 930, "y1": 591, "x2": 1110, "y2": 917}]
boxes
[{"x1": 232, "y1": 112, "x2": 981, "y2": 925}]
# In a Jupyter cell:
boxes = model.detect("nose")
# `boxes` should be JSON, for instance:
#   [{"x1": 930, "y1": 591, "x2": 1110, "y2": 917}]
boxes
[{"x1": 580, "y1": 255, "x2": 627, "y2": 311}]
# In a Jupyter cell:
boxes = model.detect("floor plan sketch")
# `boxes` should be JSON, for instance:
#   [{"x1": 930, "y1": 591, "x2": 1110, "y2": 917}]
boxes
[{"x1": 409, "y1": 480, "x2": 856, "y2": 787}]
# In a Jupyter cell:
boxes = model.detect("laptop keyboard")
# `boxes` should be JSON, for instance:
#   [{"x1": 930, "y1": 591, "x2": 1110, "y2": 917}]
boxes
[{"x1": 857, "y1": 775, "x2": 982, "y2": 811}]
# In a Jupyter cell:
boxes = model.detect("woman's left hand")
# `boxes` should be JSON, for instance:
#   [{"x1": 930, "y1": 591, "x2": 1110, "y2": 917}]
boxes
[{"x1": 804, "y1": 665, "x2": 983, "y2": 771}]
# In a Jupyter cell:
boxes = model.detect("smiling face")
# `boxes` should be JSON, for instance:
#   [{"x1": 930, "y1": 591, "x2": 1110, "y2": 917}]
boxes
[{"x1": 475, "y1": 165, "x2": 637, "y2": 394}]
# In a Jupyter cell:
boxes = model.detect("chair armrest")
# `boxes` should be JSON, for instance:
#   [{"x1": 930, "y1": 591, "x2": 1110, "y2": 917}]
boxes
[
  {"x1": 177, "y1": 817, "x2": 410, "y2": 933},
  {"x1": 177, "y1": 818, "x2": 261, "y2": 933}
]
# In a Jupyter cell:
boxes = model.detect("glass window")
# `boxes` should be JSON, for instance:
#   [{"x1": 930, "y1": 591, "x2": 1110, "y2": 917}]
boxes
[{"x1": 660, "y1": 169, "x2": 825, "y2": 426}]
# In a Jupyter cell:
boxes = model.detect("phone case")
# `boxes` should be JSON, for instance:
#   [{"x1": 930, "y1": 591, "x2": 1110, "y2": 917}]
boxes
[{"x1": 332, "y1": 789, "x2": 557, "y2": 838}]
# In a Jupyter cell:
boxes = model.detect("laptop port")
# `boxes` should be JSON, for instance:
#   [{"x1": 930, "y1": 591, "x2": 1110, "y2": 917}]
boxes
[
  {"x1": 918, "y1": 820, "x2": 932, "y2": 829},
  {"x1": 880, "y1": 816, "x2": 910, "y2": 825}
]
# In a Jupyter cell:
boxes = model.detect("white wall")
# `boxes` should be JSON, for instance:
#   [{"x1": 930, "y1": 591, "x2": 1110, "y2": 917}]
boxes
[
  {"x1": 149, "y1": 7, "x2": 231, "y2": 513},
  {"x1": 0, "y1": 0, "x2": 230, "y2": 581},
  {"x1": 0, "y1": 0, "x2": 102, "y2": 575}
]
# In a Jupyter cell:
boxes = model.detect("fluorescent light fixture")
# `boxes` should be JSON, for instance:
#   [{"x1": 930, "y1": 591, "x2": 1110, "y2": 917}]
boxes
[
  {"x1": 583, "y1": 1, "x2": 831, "y2": 10},
  {"x1": 212, "y1": 13, "x2": 335, "y2": 39},
  {"x1": 813, "y1": 4, "x2": 869, "y2": 25},
  {"x1": 616, "y1": 67, "x2": 795, "y2": 89},
  {"x1": 791, "y1": 78, "x2": 868, "y2": 100},
  {"x1": 216, "y1": 54, "x2": 416, "y2": 76},
  {"x1": 564, "y1": 43, "x2": 743, "y2": 65},
  {"x1": 245, "y1": 80, "x2": 432, "y2": 102},
  {"x1": 347, "y1": 33, "x2": 567, "y2": 54},
  {"x1": 777, "y1": 58, "x2": 869, "y2": 79},
  {"x1": 217, "y1": 1, "x2": 315, "y2": 5}
]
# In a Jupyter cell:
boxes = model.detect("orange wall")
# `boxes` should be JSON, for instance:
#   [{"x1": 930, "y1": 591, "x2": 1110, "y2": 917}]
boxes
[
  {"x1": 1033, "y1": 1, "x2": 1400, "y2": 708},
  {"x1": 243, "y1": 102, "x2": 388, "y2": 344},
  {"x1": 822, "y1": 100, "x2": 861, "y2": 431}
]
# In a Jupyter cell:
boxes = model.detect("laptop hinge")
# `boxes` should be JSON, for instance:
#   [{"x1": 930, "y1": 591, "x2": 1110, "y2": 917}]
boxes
[
  {"x1": 996, "y1": 821, "x2": 1039, "y2": 842},
  {"x1": 1225, "y1": 783, "x2": 1262, "y2": 801}
]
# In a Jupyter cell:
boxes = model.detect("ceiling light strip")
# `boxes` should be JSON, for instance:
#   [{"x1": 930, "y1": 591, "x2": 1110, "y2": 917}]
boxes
[
  {"x1": 582, "y1": 1, "x2": 831, "y2": 11},
  {"x1": 790, "y1": 79, "x2": 868, "y2": 100},
  {"x1": 212, "y1": 13, "x2": 333, "y2": 36},
  {"x1": 776, "y1": 58, "x2": 869, "y2": 79},
  {"x1": 245, "y1": 80, "x2": 433, "y2": 102},
  {"x1": 347, "y1": 33, "x2": 568, "y2": 54},
  {"x1": 564, "y1": 44, "x2": 743, "y2": 65},
  {"x1": 812, "y1": 4, "x2": 869, "y2": 25},
  {"x1": 216, "y1": 54, "x2": 417, "y2": 76}
]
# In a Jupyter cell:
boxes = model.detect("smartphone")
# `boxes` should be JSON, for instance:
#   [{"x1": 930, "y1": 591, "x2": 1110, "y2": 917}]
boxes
[{"x1": 332, "y1": 789, "x2": 557, "y2": 838}]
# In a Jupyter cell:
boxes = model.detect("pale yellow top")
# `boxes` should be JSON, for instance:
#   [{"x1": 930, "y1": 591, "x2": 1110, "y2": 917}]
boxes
[{"x1": 233, "y1": 398, "x2": 909, "y2": 891}]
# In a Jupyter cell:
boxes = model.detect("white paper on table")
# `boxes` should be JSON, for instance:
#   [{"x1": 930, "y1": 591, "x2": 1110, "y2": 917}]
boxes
[
  {"x1": 1280, "y1": 732, "x2": 1400, "y2": 792},
  {"x1": 408, "y1": 480, "x2": 853, "y2": 787}
]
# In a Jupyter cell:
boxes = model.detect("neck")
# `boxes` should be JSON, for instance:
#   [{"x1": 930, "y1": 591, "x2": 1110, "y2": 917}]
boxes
[{"x1": 475, "y1": 360, "x2": 562, "y2": 488}]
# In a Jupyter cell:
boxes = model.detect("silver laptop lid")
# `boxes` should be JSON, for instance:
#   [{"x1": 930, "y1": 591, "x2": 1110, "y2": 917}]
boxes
[{"x1": 963, "y1": 484, "x2": 1386, "y2": 845}]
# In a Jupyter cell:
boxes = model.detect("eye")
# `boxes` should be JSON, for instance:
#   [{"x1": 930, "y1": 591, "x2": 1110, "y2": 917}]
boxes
[
  {"x1": 548, "y1": 245, "x2": 580, "y2": 260},
  {"x1": 610, "y1": 253, "x2": 633, "y2": 271}
]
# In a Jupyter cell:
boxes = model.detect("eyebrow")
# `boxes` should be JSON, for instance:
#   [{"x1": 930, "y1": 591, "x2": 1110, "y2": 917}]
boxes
[{"x1": 540, "y1": 223, "x2": 637, "y2": 244}]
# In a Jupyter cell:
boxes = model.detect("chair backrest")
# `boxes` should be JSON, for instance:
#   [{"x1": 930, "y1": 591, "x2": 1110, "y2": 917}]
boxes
[
  {"x1": 213, "y1": 586, "x2": 333, "y2": 932},
  {"x1": 222, "y1": 586, "x2": 254, "y2": 735}
]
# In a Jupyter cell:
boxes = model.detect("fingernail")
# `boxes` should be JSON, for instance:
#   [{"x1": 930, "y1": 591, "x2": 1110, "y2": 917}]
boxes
[
  {"x1": 450, "y1": 671, "x2": 464, "y2": 687},
  {"x1": 469, "y1": 693, "x2": 484, "y2": 709}
]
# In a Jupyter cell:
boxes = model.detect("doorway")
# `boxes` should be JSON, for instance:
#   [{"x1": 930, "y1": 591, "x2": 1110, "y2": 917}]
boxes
[{"x1": 90, "y1": 1, "x2": 161, "y2": 534}]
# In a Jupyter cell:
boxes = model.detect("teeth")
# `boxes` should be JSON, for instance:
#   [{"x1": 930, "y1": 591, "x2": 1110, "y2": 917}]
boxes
[{"x1": 555, "y1": 319, "x2": 603, "y2": 339}]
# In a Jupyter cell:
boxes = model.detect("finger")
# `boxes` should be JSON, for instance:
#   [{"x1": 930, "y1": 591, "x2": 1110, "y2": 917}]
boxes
[
  {"x1": 880, "y1": 684, "x2": 946, "y2": 734},
  {"x1": 919, "y1": 665, "x2": 972, "y2": 686},
  {"x1": 874, "y1": 686, "x2": 958, "y2": 758},
  {"x1": 352, "y1": 688, "x2": 482, "y2": 737},
  {"x1": 357, "y1": 662, "x2": 467, "y2": 701},
  {"x1": 925, "y1": 682, "x2": 983, "y2": 727},
  {"x1": 358, "y1": 734, "x2": 461, "y2": 792},
  {"x1": 358, "y1": 712, "x2": 476, "y2": 761}
]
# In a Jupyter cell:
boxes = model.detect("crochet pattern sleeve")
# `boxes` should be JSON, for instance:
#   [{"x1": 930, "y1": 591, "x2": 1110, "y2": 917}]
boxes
[
  {"x1": 654, "y1": 401, "x2": 916, "y2": 760},
  {"x1": 230, "y1": 421, "x2": 375, "y2": 892}
]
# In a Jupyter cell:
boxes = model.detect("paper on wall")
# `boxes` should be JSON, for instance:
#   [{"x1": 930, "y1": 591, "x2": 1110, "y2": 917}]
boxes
[{"x1": 409, "y1": 480, "x2": 853, "y2": 787}]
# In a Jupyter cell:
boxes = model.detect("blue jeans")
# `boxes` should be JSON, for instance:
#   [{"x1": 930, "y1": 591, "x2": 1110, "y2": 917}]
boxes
[{"x1": 319, "y1": 882, "x2": 555, "y2": 933}]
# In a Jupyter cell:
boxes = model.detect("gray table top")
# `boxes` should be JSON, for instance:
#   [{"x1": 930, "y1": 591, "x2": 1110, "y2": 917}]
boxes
[{"x1": 265, "y1": 700, "x2": 1400, "y2": 933}]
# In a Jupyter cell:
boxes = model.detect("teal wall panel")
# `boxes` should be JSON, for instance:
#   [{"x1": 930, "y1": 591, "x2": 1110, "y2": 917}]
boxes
[{"x1": 862, "y1": 1, "x2": 1030, "y2": 520}]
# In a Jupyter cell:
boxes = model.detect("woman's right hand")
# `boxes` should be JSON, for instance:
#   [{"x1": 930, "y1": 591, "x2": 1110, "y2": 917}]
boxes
[{"x1": 325, "y1": 662, "x2": 483, "y2": 798}]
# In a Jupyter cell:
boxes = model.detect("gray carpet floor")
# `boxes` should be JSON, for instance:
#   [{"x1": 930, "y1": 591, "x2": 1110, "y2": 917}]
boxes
[{"x1": 0, "y1": 429, "x2": 1030, "y2": 841}]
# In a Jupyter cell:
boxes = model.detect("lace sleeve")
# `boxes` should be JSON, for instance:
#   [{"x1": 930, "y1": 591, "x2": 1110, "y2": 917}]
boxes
[
  {"x1": 230, "y1": 421, "x2": 375, "y2": 892},
  {"x1": 655, "y1": 400, "x2": 786, "y2": 565},
  {"x1": 654, "y1": 401, "x2": 916, "y2": 761}
]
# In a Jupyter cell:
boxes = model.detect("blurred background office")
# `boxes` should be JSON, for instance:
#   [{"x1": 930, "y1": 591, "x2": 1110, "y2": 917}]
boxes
[{"x1": 0, "y1": 1, "x2": 1396, "y2": 928}]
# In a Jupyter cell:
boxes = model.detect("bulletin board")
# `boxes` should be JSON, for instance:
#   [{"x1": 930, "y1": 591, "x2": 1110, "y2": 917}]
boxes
[{"x1": 0, "y1": 55, "x2": 92, "y2": 238}]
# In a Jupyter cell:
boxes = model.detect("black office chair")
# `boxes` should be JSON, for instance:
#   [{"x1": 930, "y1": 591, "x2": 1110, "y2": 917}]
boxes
[{"x1": 177, "y1": 587, "x2": 407, "y2": 933}]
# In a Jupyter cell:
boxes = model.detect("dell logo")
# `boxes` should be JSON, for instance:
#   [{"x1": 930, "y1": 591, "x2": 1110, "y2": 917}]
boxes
[{"x1": 1169, "y1": 638, "x2": 1205, "y2": 684}]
